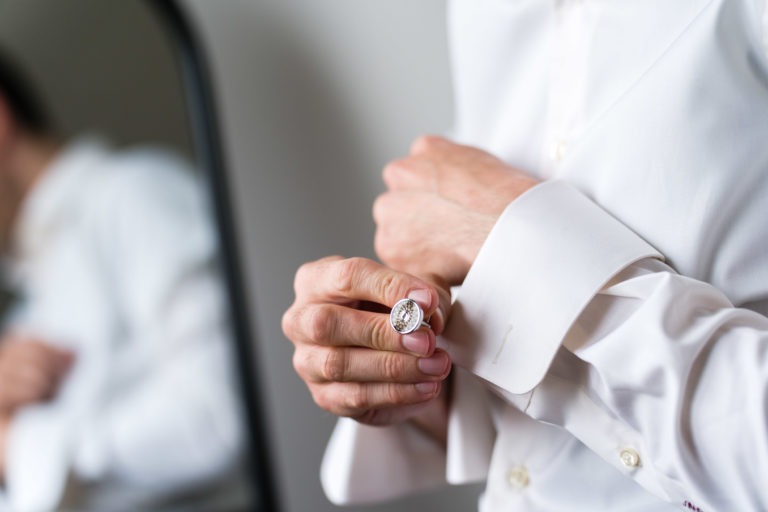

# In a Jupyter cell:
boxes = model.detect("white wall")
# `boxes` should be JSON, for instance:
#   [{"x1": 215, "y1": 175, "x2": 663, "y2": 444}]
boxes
[
  {"x1": 0, "y1": 0, "x2": 194, "y2": 157},
  {"x1": 184, "y1": 1, "x2": 483, "y2": 511}
]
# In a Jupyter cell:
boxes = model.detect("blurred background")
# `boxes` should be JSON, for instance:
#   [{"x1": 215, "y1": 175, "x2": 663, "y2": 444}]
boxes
[{"x1": 0, "y1": 0, "x2": 481, "y2": 510}]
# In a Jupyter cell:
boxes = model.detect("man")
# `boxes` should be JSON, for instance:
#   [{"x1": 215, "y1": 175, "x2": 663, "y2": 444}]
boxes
[
  {"x1": 0, "y1": 53, "x2": 243, "y2": 510},
  {"x1": 283, "y1": 1, "x2": 768, "y2": 510}
]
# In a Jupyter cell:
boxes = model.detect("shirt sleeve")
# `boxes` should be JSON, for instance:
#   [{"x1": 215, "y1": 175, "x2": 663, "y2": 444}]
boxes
[
  {"x1": 321, "y1": 417, "x2": 448, "y2": 504},
  {"x1": 70, "y1": 154, "x2": 244, "y2": 494},
  {"x1": 320, "y1": 366, "x2": 496, "y2": 504},
  {"x1": 443, "y1": 180, "x2": 768, "y2": 510}
]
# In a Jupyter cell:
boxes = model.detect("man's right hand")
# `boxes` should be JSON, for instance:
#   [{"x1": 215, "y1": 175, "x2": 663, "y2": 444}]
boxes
[
  {"x1": 282, "y1": 256, "x2": 452, "y2": 438},
  {"x1": 0, "y1": 335, "x2": 74, "y2": 412}
]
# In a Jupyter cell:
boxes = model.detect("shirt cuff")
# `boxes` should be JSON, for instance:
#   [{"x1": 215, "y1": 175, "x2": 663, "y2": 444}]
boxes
[
  {"x1": 441, "y1": 180, "x2": 662, "y2": 394},
  {"x1": 5, "y1": 405, "x2": 70, "y2": 511},
  {"x1": 320, "y1": 418, "x2": 447, "y2": 505}
]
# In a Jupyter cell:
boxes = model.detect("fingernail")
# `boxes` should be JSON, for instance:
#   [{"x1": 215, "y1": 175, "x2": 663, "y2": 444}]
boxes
[
  {"x1": 402, "y1": 331, "x2": 430, "y2": 356},
  {"x1": 416, "y1": 382, "x2": 438, "y2": 394},
  {"x1": 418, "y1": 353, "x2": 448, "y2": 376},
  {"x1": 407, "y1": 289, "x2": 432, "y2": 309}
]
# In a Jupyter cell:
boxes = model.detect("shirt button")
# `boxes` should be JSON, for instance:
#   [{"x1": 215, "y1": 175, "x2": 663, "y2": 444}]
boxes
[
  {"x1": 619, "y1": 448, "x2": 641, "y2": 468},
  {"x1": 550, "y1": 139, "x2": 567, "y2": 162},
  {"x1": 507, "y1": 465, "x2": 530, "y2": 489}
]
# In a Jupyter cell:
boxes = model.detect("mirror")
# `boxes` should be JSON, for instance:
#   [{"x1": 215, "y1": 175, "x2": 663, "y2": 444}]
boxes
[{"x1": 0, "y1": 1, "x2": 266, "y2": 510}]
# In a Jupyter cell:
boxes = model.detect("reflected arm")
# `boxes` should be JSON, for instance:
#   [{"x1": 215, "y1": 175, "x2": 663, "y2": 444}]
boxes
[{"x1": 70, "y1": 153, "x2": 244, "y2": 493}]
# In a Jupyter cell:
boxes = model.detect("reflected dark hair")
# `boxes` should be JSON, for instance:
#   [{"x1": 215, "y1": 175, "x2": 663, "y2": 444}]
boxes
[{"x1": 0, "y1": 49, "x2": 50, "y2": 134}]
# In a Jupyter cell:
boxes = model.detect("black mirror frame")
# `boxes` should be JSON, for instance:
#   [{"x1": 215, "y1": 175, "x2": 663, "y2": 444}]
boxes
[{"x1": 145, "y1": 2, "x2": 280, "y2": 511}]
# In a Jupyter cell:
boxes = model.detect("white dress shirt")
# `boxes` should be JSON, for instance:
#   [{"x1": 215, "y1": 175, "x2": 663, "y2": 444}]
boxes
[
  {"x1": 321, "y1": 1, "x2": 768, "y2": 510},
  {"x1": 0, "y1": 139, "x2": 243, "y2": 511}
]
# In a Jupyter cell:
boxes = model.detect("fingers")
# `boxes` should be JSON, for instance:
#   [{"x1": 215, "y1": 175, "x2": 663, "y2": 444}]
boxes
[
  {"x1": 288, "y1": 301, "x2": 439, "y2": 355},
  {"x1": 382, "y1": 156, "x2": 436, "y2": 191},
  {"x1": 0, "y1": 338, "x2": 75, "y2": 409},
  {"x1": 409, "y1": 134, "x2": 454, "y2": 156},
  {"x1": 296, "y1": 256, "x2": 440, "y2": 311},
  {"x1": 284, "y1": 256, "x2": 454, "y2": 428},
  {"x1": 10, "y1": 341, "x2": 73, "y2": 383},
  {"x1": 20, "y1": 341, "x2": 72, "y2": 374},
  {"x1": 383, "y1": 135, "x2": 459, "y2": 191},
  {"x1": 294, "y1": 346, "x2": 451, "y2": 384},
  {"x1": 2, "y1": 364, "x2": 54, "y2": 404},
  {"x1": 311, "y1": 379, "x2": 443, "y2": 420},
  {"x1": 287, "y1": 257, "x2": 449, "y2": 343}
]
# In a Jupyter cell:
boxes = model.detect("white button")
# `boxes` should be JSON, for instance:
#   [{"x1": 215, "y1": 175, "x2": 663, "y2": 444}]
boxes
[
  {"x1": 619, "y1": 448, "x2": 641, "y2": 468},
  {"x1": 507, "y1": 465, "x2": 529, "y2": 489},
  {"x1": 550, "y1": 139, "x2": 567, "y2": 162}
]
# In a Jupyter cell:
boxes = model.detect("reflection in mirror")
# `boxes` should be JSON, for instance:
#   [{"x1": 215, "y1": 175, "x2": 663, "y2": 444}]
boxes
[{"x1": 0, "y1": 1, "x2": 255, "y2": 510}]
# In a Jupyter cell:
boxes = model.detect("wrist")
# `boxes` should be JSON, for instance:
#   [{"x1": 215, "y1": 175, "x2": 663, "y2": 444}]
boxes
[{"x1": 457, "y1": 213, "x2": 497, "y2": 278}]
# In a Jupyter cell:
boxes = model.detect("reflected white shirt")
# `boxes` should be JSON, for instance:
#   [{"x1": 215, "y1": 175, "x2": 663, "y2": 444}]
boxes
[
  {"x1": 321, "y1": 1, "x2": 768, "y2": 511},
  {"x1": 0, "y1": 139, "x2": 243, "y2": 511}
]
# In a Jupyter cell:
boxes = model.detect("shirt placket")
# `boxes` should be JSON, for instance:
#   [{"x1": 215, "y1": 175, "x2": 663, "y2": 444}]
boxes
[{"x1": 543, "y1": 0, "x2": 594, "y2": 177}]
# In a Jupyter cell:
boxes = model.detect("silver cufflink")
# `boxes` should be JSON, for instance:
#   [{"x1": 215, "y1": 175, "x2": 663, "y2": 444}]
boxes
[{"x1": 389, "y1": 298, "x2": 430, "y2": 334}]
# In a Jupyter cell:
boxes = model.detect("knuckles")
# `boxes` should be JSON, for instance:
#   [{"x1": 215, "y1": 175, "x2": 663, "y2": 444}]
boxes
[
  {"x1": 293, "y1": 345, "x2": 349, "y2": 384},
  {"x1": 381, "y1": 158, "x2": 411, "y2": 188},
  {"x1": 410, "y1": 134, "x2": 444, "y2": 155},
  {"x1": 293, "y1": 260, "x2": 317, "y2": 293},
  {"x1": 283, "y1": 302, "x2": 335, "y2": 345},
  {"x1": 334, "y1": 256, "x2": 367, "y2": 295},
  {"x1": 310, "y1": 386, "x2": 334, "y2": 413},
  {"x1": 293, "y1": 255, "x2": 345, "y2": 293},
  {"x1": 366, "y1": 312, "x2": 399, "y2": 353},
  {"x1": 321, "y1": 347, "x2": 348, "y2": 383},
  {"x1": 305, "y1": 304, "x2": 335, "y2": 344},
  {"x1": 344, "y1": 384, "x2": 370, "y2": 412},
  {"x1": 371, "y1": 193, "x2": 391, "y2": 224},
  {"x1": 281, "y1": 307, "x2": 298, "y2": 340},
  {"x1": 291, "y1": 348, "x2": 312, "y2": 380},
  {"x1": 381, "y1": 352, "x2": 407, "y2": 381},
  {"x1": 373, "y1": 231, "x2": 387, "y2": 262}
]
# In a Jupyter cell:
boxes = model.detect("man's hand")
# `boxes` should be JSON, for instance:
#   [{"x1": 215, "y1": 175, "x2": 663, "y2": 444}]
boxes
[
  {"x1": 0, "y1": 334, "x2": 74, "y2": 412},
  {"x1": 373, "y1": 135, "x2": 538, "y2": 285},
  {"x1": 283, "y1": 256, "x2": 452, "y2": 440}
]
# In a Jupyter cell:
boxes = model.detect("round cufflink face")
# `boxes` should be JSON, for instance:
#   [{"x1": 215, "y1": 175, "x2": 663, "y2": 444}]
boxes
[{"x1": 389, "y1": 298, "x2": 425, "y2": 334}]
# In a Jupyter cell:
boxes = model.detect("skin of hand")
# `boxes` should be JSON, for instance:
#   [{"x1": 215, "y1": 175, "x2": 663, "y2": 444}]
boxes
[
  {"x1": 373, "y1": 135, "x2": 539, "y2": 286},
  {"x1": 0, "y1": 334, "x2": 74, "y2": 412},
  {"x1": 283, "y1": 256, "x2": 453, "y2": 442}
]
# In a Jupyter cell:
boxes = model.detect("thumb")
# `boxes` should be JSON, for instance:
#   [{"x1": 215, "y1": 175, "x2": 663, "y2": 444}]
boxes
[{"x1": 419, "y1": 274, "x2": 452, "y2": 336}]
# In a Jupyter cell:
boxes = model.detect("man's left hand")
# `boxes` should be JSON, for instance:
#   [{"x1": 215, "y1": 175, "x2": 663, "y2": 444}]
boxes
[{"x1": 373, "y1": 135, "x2": 538, "y2": 285}]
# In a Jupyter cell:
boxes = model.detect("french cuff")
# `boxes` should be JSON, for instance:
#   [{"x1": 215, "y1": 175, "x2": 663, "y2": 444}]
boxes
[
  {"x1": 5, "y1": 405, "x2": 69, "y2": 511},
  {"x1": 321, "y1": 418, "x2": 447, "y2": 505},
  {"x1": 442, "y1": 180, "x2": 662, "y2": 394}
]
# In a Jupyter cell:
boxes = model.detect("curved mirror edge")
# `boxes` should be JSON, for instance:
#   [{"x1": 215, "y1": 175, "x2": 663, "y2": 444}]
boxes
[
  {"x1": 0, "y1": 0, "x2": 272, "y2": 509},
  {"x1": 148, "y1": 1, "x2": 280, "y2": 511}
]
